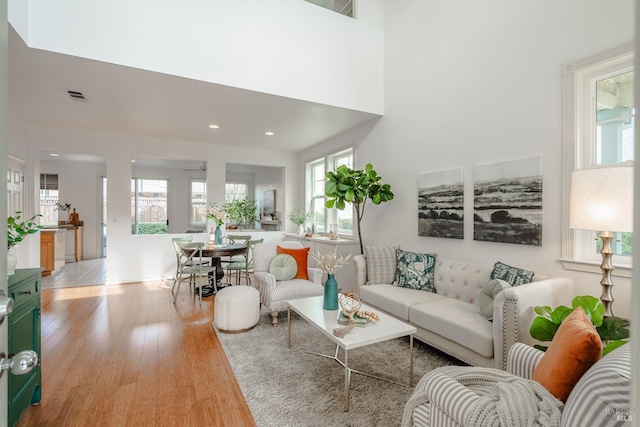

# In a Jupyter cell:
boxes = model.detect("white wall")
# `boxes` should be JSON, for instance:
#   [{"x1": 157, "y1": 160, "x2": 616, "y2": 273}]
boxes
[
  {"x1": 10, "y1": 0, "x2": 383, "y2": 114},
  {"x1": 302, "y1": 1, "x2": 635, "y2": 317},
  {"x1": 10, "y1": 122, "x2": 298, "y2": 284}
]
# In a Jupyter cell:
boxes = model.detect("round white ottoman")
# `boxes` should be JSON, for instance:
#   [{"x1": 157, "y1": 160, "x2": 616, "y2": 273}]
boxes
[{"x1": 214, "y1": 286, "x2": 260, "y2": 333}]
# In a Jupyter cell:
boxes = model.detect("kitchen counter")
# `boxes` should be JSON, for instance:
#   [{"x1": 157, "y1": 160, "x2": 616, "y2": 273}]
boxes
[{"x1": 40, "y1": 229, "x2": 65, "y2": 275}]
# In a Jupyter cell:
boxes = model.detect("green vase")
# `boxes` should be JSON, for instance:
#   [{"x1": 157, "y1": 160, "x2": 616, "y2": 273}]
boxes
[
  {"x1": 214, "y1": 226, "x2": 222, "y2": 245},
  {"x1": 323, "y1": 274, "x2": 339, "y2": 310}
]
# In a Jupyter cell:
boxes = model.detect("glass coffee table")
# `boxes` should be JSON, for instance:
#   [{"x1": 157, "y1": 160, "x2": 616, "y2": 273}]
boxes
[{"x1": 287, "y1": 296, "x2": 417, "y2": 412}]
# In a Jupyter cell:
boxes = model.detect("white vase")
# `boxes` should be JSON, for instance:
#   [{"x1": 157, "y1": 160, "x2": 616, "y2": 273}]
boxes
[
  {"x1": 7, "y1": 253, "x2": 17, "y2": 276},
  {"x1": 296, "y1": 224, "x2": 305, "y2": 236}
]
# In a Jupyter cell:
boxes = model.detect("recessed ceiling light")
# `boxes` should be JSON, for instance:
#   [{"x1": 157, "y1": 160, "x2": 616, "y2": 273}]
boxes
[
  {"x1": 50, "y1": 153, "x2": 59, "y2": 157},
  {"x1": 209, "y1": 124, "x2": 219, "y2": 129},
  {"x1": 265, "y1": 131, "x2": 275, "y2": 136},
  {"x1": 131, "y1": 159, "x2": 136, "y2": 163}
]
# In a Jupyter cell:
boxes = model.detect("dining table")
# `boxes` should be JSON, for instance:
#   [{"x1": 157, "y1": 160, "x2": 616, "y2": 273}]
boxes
[{"x1": 183, "y1": 242, "x2": 248, "y2": 291}]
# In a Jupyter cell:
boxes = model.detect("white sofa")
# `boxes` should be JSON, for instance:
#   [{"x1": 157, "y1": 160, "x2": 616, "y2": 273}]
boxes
[{"x1": 353, "y1": 254, "x2": 574, "y2": 370}]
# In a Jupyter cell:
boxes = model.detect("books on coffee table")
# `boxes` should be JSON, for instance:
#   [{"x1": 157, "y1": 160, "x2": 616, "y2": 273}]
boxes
[{"x1": 337, "y1": 311, "x2": 370, "y2": 327}]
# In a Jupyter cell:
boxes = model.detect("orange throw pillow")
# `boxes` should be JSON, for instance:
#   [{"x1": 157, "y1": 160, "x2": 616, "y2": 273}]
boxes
[
  {"x1": 276, "y1": 246, "x2": 310, "y2": 280},
  {"x1": 532, "y1": 306, "x2": 602, "y2": 402}
]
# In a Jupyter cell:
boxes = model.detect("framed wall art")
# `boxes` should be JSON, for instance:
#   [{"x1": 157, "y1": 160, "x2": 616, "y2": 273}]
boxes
[
  {"x1": 473, "y1": 157, "x2": 542, "y2": 246},
  {"x1": 418, "y1": 168, "x2": 464, "y2": 239}
]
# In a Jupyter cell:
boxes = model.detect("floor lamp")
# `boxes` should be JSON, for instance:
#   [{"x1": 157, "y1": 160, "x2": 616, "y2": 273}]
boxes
[{"x1": 569, "y1": 166, "x2": 633, "y2": 317}]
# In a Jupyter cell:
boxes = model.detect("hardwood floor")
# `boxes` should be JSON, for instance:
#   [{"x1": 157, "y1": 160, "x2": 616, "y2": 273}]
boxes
[{"x1": 18, "y1": 281, "x2": 256, "y2": 427}]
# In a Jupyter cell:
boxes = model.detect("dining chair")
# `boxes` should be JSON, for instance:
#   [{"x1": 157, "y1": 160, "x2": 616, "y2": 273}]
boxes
[
  {"x1": 226, "y1": 238, "x2": 263, "y2": 286},
  {"x1": 171, "y1": 236, "x2": 209, "y2": 282},
  {"x1": 221, "y1": 234, "x2": 252, "y2": 283},
  {"x1": 172, "y1": 241, "x2": 218, "y2": 305}
]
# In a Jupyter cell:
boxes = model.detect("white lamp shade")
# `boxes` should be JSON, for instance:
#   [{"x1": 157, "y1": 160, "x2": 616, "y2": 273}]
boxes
[{"x1": 569, "y1": 166, "x2": 634, "y2": 232}]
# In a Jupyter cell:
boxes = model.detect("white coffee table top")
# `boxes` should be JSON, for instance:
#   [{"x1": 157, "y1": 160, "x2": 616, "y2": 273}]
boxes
[{"x1": 287, "y1": 296, "x2": 417, "y2": 350}]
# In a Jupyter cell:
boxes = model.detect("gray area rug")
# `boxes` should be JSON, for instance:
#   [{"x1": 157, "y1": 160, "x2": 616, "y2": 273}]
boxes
[{"x1": 215, "y1": 309, "x2": 465, "y2": 427}]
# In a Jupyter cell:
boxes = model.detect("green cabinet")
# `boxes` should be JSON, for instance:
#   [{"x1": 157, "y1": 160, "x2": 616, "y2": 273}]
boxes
[{"x1": 7, "y1": 268, "x2": 43, "y2": 427}]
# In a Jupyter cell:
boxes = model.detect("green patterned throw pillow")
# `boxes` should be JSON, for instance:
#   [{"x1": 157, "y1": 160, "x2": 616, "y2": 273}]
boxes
[
  {"x1": 394, "y1": 249, "x2": 437, "y2": 292},
  {"x1": 490, "y1": 261, "x2": 534, "y2": 286}
]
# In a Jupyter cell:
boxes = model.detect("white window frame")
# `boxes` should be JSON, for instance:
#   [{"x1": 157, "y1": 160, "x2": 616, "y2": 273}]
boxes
[
  {"x1": 190, "y1": 179, "x2": 207, "y2": 226},
  {"x1": 561, "y1": 42, "x2": 633, "y2": 278},
  {"x1": 305, "y1": 147, "x2": 355, "y2": 238}
]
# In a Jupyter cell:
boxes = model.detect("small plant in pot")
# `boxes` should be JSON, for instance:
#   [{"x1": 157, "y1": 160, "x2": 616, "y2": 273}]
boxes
[
  {"x1": 7, "y1": 212, "x2": 43, "y2": 276},
  {"x1": 287, "y1": 207, "x2": 312, "y2": 235},
  {"x1": 530, "y1": 295, "x2": 629, "y2": 356}
]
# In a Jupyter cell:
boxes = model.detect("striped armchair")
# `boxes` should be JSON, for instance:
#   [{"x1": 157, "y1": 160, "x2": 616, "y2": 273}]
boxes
[
  {"x1": 402, "y1": 343, "x2": 631, "y2": 426},
  {"x1": 252, "y1": 241, "x2": 324, "y2": 325}
]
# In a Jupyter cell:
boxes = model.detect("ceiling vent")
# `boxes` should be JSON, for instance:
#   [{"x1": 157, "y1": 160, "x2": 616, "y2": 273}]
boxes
[{"x1": 67, "y1": 90, "x2": 87, "y2": 102}]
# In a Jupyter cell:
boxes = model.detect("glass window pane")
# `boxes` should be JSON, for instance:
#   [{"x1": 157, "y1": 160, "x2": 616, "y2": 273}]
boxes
[
  {"x1": 593, "y1": 70, "x2": 634, "y2": 258},
  {"x1": 191, "y1": 180, "x2": 206, "y2": 224},
  {"x1": 596, "y1": 70, "x2": 634, "y2": 165},
  {"x1": 131, "y1": 178, "x2": 168, "y2": 234}
]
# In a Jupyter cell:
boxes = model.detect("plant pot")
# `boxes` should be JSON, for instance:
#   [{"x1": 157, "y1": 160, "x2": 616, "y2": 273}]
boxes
[
  {"x1": 296, "y1": 224, "x2": 305, "y2": 236},
  {"x1": 7, "y1": 253, "x2": 17, "y2": 277}
]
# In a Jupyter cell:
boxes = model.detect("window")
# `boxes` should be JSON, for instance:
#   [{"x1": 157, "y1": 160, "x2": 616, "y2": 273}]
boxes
[
  {"x1": 305, "y1": 148, "x2": 354, "y2": 236},
  {"x1": 190, "y1": 179, "x2": 207, "y2": 225},
  {"x1": 131, "y1": 178, "x2": 168, "y2": 234},
  {"x1": 225, "y1": 182, "x2": 248, "y2": 202},
  {"x1": 39, "y1": 174, "x2": 59, "y2": 226},
  {"x1": 562, "y1": 44, "x2": 634, "y2": 275}
]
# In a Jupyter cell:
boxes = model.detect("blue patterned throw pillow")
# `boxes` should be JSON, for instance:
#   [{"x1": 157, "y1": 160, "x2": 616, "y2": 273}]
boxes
[
  {"x1": 490, "y1": 261, "x2": 534, "y2": 286},
  {"x1": 394, "y1": 249, "x2": 437, "y2": 292}
]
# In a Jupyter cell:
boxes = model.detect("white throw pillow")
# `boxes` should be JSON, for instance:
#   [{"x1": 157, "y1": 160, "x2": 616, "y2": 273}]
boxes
[{"x1": 363, "y1": 245, "x2": 400, "y2": 284}]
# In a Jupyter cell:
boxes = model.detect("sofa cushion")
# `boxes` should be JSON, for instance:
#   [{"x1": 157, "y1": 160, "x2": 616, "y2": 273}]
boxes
[
  {"x1": 561, "y1": 344, "x2": 631, "y2": 427},
  {"x1": 364, "y1": 245, "x2": 399, "y2": 284},
  {"x1": 478, "y1": 279, "x2": 509, "y2": 320},
  {"x1": 533, "y1": 306, "x2": 602, "y2": 403},
  {"x1": 490, "y1": 261, "x2": 534, "y2": 286},
  {"x1": 409, "y1": 299, "x2": 494, "y2": 358},
  {"x1": 394, "y1": 249, "x2": 437, "y2": 292},
  {"x1": 359, "y1": 284, "x2": 444, "y2": 321}
]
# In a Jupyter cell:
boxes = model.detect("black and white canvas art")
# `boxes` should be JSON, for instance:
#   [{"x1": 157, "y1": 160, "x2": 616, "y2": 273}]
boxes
[
  {"x1": 473, "y1": 157, "x2": 542, "y2": 246},
  {"x1": 418, "y1": 168, "x2": 464, "y2": 239}
]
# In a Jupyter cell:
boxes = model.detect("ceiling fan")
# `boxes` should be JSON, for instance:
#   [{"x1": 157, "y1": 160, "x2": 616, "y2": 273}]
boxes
[{"x1": 182, "y1": 162, "x2": 207, "y2": 172}]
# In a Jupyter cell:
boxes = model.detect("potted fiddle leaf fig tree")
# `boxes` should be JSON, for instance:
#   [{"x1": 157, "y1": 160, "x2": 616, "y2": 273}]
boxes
[{"x1": 325, "y1": 163, "x2": 394, "y2": 254}]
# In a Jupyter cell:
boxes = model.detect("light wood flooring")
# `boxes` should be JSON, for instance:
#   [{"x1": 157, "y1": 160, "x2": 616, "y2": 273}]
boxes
[{"x1": 18, "y1": 280, "x2": 256, "y2": 427}]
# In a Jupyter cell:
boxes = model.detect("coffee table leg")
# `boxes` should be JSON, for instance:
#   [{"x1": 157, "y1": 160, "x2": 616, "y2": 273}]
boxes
[
  {"x1": 410, "y1": 335, "x2": 414, "y2": 387},
  {"x1": 344, "y1": 350, "x2": 349, "y2": 412},
  {"x1": 287, "y1": 307, "x2": 291, "y2": 349}
]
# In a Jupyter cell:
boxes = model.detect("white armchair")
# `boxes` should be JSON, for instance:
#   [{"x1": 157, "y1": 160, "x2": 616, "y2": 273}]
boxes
[{"x1": 252, "y1": 241, "x2": 324, "y2": 325}]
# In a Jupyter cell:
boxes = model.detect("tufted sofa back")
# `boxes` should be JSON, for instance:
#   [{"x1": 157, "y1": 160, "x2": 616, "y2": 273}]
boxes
[{"x1": 434, "y1": 258, "x2": 492, "y2": 305}]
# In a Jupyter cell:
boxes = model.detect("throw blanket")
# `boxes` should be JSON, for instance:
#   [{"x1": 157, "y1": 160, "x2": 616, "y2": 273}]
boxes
[{"x1": 402, "y1": 367, "x2": 563, "y2": 427}]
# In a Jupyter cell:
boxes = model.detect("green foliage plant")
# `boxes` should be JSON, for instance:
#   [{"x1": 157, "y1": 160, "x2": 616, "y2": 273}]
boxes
[
  {"x1": 223, "y1": 198, "x2": 257, "y2": 229},
  {"x1": 8, "y1": 212, "x2": 43, "y2": 250},
  {"x1": 287, "y1": 207, "x2": 312, "y2": 225},
  {"x1": 530, "y1": 295, "x2": 629, "y2": 357},
  {"x1": 325, "y1": 163, "x2": 394, "y2": 254}
]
